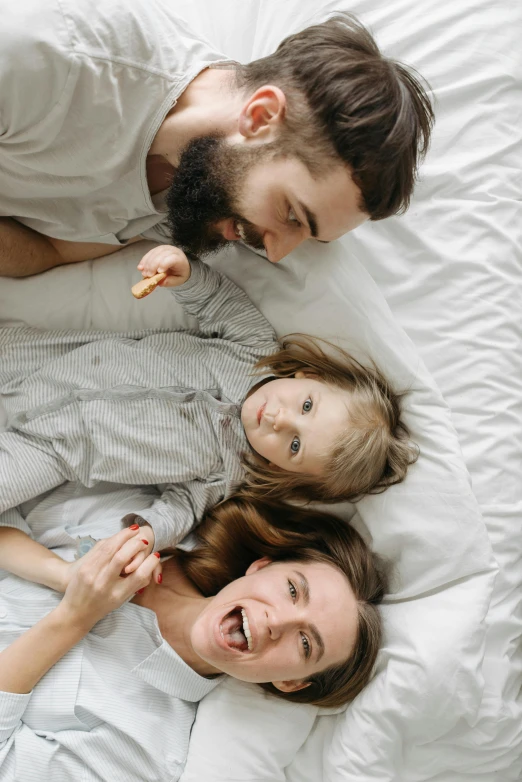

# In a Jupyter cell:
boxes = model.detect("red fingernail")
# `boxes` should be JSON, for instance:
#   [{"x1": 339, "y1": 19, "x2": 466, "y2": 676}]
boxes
[
  {"x1": 136, "y1": 588, "x2": 145, "y2": 595},
  {"x1": 130, "y1": 524, "x2": 139, "y2": 530},
  {"x1": 154, "y1": 552, "x2": 161, "y2": 558},
  {"x1": 141, "y1": 539, "x2": 149, "y2": 545},
  {"x1": 157, "y1": 574, "x2": 163, "y2": 584}
]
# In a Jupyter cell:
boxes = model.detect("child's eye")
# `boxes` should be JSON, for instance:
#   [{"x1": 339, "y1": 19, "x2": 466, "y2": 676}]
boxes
[
  {"x1": 290, "y1": 437, "x2": 300, "y2": 454},
  {"x1": 288, "y1": 579, "x2": 297, "y2": 601},
  {"x1": 302, "y1": 398, "x2": 312, "y2": 413},
  {"x1": 301, "y1": 632, "x2": 311, "y2": 659},
  {"x1": 288, "y1": 207, "x2": 302, "y2": 227}
]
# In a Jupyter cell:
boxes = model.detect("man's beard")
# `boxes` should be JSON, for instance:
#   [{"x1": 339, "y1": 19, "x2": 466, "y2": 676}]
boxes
[{"x1": 165, "y1": 135, "x2": 266, "y2": 258}]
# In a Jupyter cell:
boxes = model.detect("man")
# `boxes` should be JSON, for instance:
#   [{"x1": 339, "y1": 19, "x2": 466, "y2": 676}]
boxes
[{"x1": 0, "y1": 0, "x2": 433, "y2": 276}]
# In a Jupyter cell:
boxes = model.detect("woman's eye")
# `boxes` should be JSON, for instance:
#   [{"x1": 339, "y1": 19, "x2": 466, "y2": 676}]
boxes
[
  {"x1": 288, "y1": 207, "x2": 301, "y2": 227},
  {"x1": 301, "y1": 633, "x2": 311, "y2": 659},
  {"x1": 288, "y1": 580, "x2": 297, "y2": 601},
  {"x1": 290, "y1": 437, "x2": 300, "y2": 454},
  {"x1": 302, "y1": 398, "x2": 312, "y2": 413}
]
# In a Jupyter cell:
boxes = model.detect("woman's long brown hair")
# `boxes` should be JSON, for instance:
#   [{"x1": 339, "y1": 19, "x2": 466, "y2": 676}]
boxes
[{"x1": 176, "y1": 497, "x2": 387, "y2": 709}]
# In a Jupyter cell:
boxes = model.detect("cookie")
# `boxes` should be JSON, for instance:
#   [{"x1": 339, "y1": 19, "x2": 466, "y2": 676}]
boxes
[{"x1": 131, "y1": 272, "x2": 168, "y2": 299}]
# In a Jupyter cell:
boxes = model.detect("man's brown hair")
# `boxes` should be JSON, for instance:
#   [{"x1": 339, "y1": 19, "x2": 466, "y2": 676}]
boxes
[{"x1": 235, "y1": 14, "x2": 434, "y2": 219}]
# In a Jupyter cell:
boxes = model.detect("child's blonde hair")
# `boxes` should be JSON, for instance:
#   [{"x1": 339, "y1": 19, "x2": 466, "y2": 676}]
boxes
[{"x1": 243, "y1": 335, "x2": 418, "y2": 503}]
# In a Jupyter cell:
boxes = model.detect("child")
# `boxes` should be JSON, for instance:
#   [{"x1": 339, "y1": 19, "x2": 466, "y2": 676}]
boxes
[{"x1": 0, "y1": 246, "x2": 417, "y2": 553}]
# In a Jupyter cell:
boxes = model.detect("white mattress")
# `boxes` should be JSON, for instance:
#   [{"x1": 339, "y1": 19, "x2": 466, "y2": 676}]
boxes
[{"x1": 0, "y1": 1, "x2": 521, "y2": 780}]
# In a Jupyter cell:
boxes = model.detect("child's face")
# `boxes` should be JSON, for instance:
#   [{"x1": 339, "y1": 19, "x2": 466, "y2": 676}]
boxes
[{"x1": 241, "y1": 374, "x2": 350, "y2": 474}]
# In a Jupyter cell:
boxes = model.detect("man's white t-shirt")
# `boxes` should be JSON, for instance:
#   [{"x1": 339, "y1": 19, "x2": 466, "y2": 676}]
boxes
[{"x1": 0, "y1": 0, "x2": 230, "y2": 246}]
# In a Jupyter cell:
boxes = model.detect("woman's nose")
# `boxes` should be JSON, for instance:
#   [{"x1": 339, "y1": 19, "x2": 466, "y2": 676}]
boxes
[{"x1": 268, "y1": 610, "x2": 300, "y2": 640}]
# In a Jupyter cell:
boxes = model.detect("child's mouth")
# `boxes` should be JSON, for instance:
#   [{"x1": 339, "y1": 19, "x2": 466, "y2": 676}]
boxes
[{"x1": 257, "y1": 403, "x2": 266, "y2": 425}]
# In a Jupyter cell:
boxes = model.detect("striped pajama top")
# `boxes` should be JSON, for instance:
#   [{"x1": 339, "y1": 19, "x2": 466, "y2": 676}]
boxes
[{"x1": 0, "y1": 259, "x2": 279, "y2": 549}]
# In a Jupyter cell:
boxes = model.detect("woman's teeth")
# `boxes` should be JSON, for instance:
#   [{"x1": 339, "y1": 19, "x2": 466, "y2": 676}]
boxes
[
  {"x1": 241, "y1": 608, "x2": 253, "y2": 651},
  {"x1": 219, "y1": 607, "x2": 252, "y2": 652}
]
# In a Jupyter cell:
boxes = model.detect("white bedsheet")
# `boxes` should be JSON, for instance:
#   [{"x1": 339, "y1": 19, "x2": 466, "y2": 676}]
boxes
[{"x1": 1, "y1": 0, "x2": 521, "y2": 780}]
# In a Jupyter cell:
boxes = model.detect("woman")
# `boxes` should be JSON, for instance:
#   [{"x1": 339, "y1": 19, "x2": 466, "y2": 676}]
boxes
[{"x1": 0, "y1": 498, "x2": 386, "y2": 781}]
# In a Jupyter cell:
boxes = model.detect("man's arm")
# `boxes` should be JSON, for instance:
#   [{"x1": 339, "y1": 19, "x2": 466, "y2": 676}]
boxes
[
  {"x1": 0, "y1": 218, "x2": 140, "y2": 278},
  {"x1": 0, "y1": 218, "x2": 62, "y2": 277}
]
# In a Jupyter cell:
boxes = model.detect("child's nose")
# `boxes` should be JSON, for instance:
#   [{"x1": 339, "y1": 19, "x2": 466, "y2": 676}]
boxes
[{"x1": 273, "y1": 408, "x2": 292, "y2": 432}]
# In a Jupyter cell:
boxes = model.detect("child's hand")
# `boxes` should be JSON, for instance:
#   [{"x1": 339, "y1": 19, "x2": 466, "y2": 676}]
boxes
[{"x1": 137, "y1": 245, "x2": 191, "y2": 288}]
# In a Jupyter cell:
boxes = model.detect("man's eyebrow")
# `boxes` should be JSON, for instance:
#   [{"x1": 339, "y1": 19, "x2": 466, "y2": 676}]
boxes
[{"x1": 297, "y1": 200, "x2": 319, "y2": 239}]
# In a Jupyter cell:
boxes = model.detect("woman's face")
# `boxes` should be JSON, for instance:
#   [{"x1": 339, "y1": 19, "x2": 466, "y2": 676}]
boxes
[{"x1": 190, "y1": 559, "x2": 359, "y2": 691}]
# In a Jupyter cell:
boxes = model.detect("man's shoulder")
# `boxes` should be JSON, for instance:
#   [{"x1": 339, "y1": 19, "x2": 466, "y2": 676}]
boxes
[
  {"x1": 0, "y1": 0, "x2": 228, "y2": 138},
  {"x1": 1, "y1": 0, "x2": 226, "y2": 70},
  {"x1": 58, "y1": 0, "x2": 226, "y2": 77},
  {"x1": 0, "y1": 0, "x2": 72, "y2": 63},
  {"x1": 0, "y1": 0, "x2": 74, "y2": 136}
]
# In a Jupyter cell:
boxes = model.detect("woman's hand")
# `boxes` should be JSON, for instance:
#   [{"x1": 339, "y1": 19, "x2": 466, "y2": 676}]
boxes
[
  {"x1": 137, "y1": 245, "x2": 191, "y2": 288},
  {"x1": 62, "y1": 525, "x2": 161, "y2": 591},
  {"x1": 121, "y1": 523, "x2": 162, "y2": 584},
  {"x1": 60, "y1": 527, "x2": 162, "y2": 631}
]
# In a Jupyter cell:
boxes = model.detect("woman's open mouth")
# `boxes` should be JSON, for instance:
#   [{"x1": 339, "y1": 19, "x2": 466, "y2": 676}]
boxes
[{"x1": 219, "y1": 606, "x2": 253, "y2": 653}]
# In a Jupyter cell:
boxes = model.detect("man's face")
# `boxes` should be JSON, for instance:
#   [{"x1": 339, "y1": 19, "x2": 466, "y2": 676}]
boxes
[{"x1": 166, "y1": 135, "x2": 368, "y2": 262}]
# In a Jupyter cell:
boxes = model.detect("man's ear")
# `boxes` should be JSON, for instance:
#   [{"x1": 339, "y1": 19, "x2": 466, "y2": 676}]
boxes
[
  {"x1": 245, "y1": 556, "x2": 272, "y2": 576},
  {"x1": 238, "y1": 85, "x2": 287, "y2": 141},
  {"x1": 271, "y1": 679, "x2": 312, "y2": 693}
]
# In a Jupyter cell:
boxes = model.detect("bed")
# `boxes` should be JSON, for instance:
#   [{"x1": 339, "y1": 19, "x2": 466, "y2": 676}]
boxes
[{"x1": 0, "y1": 0, "x2": 520, "y2": 780}]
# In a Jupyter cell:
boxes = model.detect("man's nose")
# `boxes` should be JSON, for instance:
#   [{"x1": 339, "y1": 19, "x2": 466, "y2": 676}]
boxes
[{"x1": 264, "y1": 231, "x2": 305, "y2": 264}]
